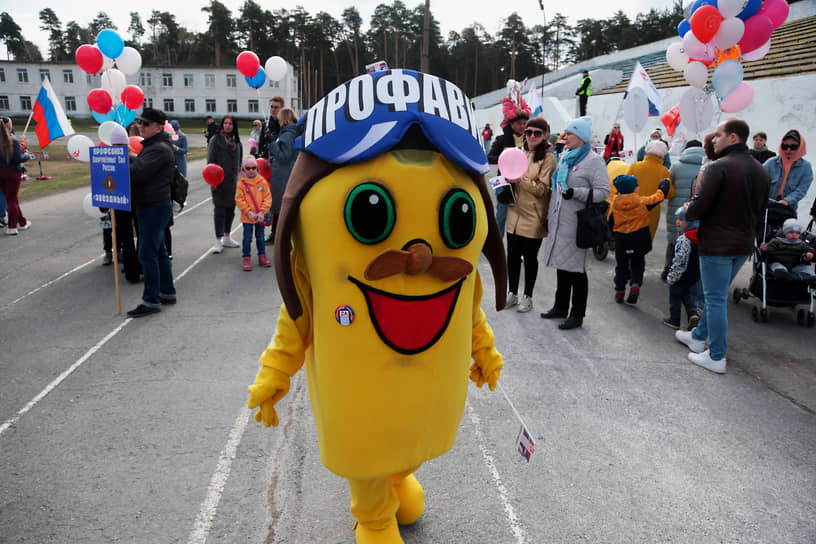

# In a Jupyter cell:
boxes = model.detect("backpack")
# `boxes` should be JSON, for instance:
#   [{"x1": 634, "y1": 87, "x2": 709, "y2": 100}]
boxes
[{"x1": 170, "y1": 167, "x2": 189, "y2": 209}]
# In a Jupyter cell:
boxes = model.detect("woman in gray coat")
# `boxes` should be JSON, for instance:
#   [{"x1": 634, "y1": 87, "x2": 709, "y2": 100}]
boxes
[
  {"x1": 207, "y1": 115, "x2": 243, "y2": 253},
  {"x1": 540, "y1": 116, "x2": 610, "y2": 329},
  {"x1": 664, "y1": 140, "x2": 704, "y2": 273},
  {"x1": 264, "y1": 107, "x2": 299, "y2": 243}
]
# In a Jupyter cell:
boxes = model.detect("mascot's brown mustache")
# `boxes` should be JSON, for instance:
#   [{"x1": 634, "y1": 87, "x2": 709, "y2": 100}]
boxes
[{"x1": 364, "y1": 243, "x2": 474, "y2": 282}]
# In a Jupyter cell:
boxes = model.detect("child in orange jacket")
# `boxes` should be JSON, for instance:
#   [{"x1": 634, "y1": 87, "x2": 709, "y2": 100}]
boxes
[
  {"x1": 235, "y1": 157, "x2": 272, "y2": 271},
  {"x1": 608, "y1": 174, "x2": 669, "y2": 304}
]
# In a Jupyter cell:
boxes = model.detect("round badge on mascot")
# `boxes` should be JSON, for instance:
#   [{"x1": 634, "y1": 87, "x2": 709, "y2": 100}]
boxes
[{"x1": 247, "y1": 68, "x2": 508, "y2": 544}]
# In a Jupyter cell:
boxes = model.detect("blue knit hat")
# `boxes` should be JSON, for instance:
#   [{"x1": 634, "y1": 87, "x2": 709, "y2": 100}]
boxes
[
  {"x1": 564, "y1": 116, "x2": 592, "y2": 144},
  {"x1": 675, "y1": 206, "x2": 699, "y2": 230},
  {"x1": 613, "y1": 174, "x2": 638, "y2": 194}
]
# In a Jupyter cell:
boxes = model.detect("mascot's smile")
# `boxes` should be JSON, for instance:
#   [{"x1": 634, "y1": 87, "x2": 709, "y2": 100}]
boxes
[{"x1": 348, "y1": 276, "x2": 465, "y2": 355}]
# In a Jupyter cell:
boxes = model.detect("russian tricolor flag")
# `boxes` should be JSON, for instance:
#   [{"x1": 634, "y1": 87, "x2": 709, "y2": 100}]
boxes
[{"x1": 32, "y1": 76, "x2": 74, "y2": 148}]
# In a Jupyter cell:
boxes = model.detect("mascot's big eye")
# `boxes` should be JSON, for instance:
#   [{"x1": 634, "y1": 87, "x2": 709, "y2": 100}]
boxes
[
  {"x1": 344, "y1": 182, "x2": 396, "y2": 244},
  {"x1": 439, "y1": 189, "x2": 476, "y2": 249}
]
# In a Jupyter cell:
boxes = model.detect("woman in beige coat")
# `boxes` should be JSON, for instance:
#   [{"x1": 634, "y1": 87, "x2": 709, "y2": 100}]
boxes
[{"x1": 504, "y1": 117, "x2": 556, "y2": 313}]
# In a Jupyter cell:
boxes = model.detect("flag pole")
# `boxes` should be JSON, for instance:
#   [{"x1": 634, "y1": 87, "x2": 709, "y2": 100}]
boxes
[
  {"x1": 111, "y1": 210, "x2": 121, "y2": 314},
  {"x1": 21, "y1": 109, "x2": 34, "y2": 142}
]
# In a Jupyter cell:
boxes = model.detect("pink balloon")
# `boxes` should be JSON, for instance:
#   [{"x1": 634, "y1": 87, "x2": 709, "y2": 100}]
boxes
[
  {"x1": 739, "y1": 14, "x2": 774, "y2": 54},
  {"x1": 497, "y1": 148, "x2": 528, "y2": 180},
  {"x1": 742, "y1": 39, "x2": 771, "y2": 61},
  {"x1": 683, "y1": 31, "x2": 715, "y2": 61},
  {"x1": 721, "y1": 82, "x2": 754, "y2": 112},
  {"x1": 758, "y1": 0, "x2": 789, "y2": 29}
]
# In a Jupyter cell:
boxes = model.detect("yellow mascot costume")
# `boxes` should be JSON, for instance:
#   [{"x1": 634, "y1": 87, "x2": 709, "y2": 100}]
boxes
[{"x1": 248, "y1": 69, "x2": 507, "y2": 544}]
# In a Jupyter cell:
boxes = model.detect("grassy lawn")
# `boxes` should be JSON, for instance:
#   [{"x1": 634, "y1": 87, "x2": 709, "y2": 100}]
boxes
[{"x1": 19, "y1": 144, "x2": 207, "y2": 202}]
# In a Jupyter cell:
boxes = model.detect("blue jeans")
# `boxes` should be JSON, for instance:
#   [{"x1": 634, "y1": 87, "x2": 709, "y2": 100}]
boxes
[
  {"x1": 242, "y1": 222, "x2": 266, "y2": 257},
  {"x1": 669, "y1": 284, "x2": 698, "y2": 320},
  {"x1": 495, "y1": 201, "x2": 507, "y2": 239},
  {"x1": 135, "y1": 203, "x2": 176, "y2": 308},
  {"x1": 0, "y1": 185, "x2": 6, "y2": 219},
  {"x1": 692, "y1": 255, "x2": 748, "y2": 360}
]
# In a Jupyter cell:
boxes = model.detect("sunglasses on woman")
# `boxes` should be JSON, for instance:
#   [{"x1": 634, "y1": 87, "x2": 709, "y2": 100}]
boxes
[
  {"x1": 781, "y1": 143, "x2": 799, "y2": 151},
  {"x1": 524, "y1": 129, "x2": 544, "y2": 137}
]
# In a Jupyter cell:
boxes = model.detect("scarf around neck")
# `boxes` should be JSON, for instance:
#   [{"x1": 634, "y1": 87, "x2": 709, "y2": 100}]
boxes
[
  {"x1": 776, "y1": 130, "x2": 807, "y2": 197},
  {"x1": 553, "y1": 142, "x2": 590, "y2": 193}
]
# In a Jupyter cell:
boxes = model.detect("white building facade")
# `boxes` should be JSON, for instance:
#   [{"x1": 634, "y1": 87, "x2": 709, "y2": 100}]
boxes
[{"x1": 0, "y1": 61, "x2": 299, "y2": 120}]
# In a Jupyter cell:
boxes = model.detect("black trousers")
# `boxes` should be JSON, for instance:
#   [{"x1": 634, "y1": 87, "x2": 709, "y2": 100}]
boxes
[
  {"x1": 507, "y1": 233, "x2": 543, "y2": 297},
  {"x1": 554, "y1": 269, "x2": 589, "y2": 318},
  {"x1": 213, "y1": 205, "x2": 235, "y2": 238},
  {"x1": 579, "y1": 95, "x2": 588, "y2": 116},
  {"x1": 614, "y1": 230, "x2": 651, "y2": 291}
]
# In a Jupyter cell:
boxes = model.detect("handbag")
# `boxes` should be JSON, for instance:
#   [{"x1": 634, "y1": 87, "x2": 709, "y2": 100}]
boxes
[
  {"x1": 575, "y1": 187, "x2": 612, "y2": 249},
  {"x1": 241, "y1": 181, "x2": 273, "y2": 227},
  {"x1": 170, "y1": 167, "x2": 189, "y2": 209}
]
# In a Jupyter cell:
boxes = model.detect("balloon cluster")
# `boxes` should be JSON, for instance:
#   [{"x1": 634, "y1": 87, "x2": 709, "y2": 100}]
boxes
[
  {"x1": 666, "y1": 0, "x2": 788, "y2": 113},
  {"x1": 236, "y1": 52, "x2": 288, "y2": 89}
]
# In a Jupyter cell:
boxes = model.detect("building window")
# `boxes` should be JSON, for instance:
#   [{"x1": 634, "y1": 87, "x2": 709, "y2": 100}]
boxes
[
  {"x1": 226, "y1": 99, "x2": 237, "y2": 113},
  {"x1": 39, "y1": 69, "x2": 50, "y2": 82},
  {"x1": 184, "y1": 73, "x2": 194, "y2": 88},
  {"x1": 140, "y1": 72, "x2": 152, "y2": 87},
  {"x1": 0, "y1": 68, "x2": 6, "y2": 83},
  {"x1": 20, "y1": 96, "x2": 32, "y2": 110},
  {"x1": 63, "y1": 69, "x2": 74, "y2": 84},
  {"x1": 162, "y1": 73, "x2": 173, "y2": 87},
  {"x1": 205, "y1": 73, "x2": 215, "y2": 88},
  {"x1": 144, "y1": 97, "x2": 153, "y2": 109},
  {"x1": 64, "y1": 96, "x2": 76, "y2": 111},
  {"x1": 17, "y1": 69, "x2": 28, "y2": 83},
  {"x1": 226, "y1": 74, "x2": 236, "y2": 88},
  {"x1": 0, "y1": 96, "x2": 9, "y2": 110},
  {"x1": 86, "y1": 74, "x2": 93, "y2": 85},
  {"x1": 248, "y1": 99, "x2": 259, "y2": 113},
  {"x1": 184, "y1": 99, "x2": 195, "y2": 113},
  {"x1": 268, "y1": 80, "x2": 280, "y2": 88},
  {"x1": 163, "y1": 98, "x2": 175, "y2": 112},
  {"x1": 205, "y1": 99, "x2": 216, "y2": 113}
]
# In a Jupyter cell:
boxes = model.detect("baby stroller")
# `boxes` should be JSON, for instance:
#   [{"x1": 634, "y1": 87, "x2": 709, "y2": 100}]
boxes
[
  {"x1": 592, "y1": 200, "x2": 615, "y2": 261},
  {"x1": 732, "y1": 200, "x2": 816, "y2": 326}
]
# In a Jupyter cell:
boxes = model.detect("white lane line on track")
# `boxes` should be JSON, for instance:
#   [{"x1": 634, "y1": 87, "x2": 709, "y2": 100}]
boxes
[
  {"x1": 0, "y1": 319, "x2": 132, "y2": 437},
  {"x1": 466, "y1": 403, "x2": 526, "y2": 544},
  {"x1": 0, "y1": 237, "x2": 221, "y2": 439},
  {"x1": 0, "y1": 196, "x2": 213, "y2": 311},
  {"x1": 187, "y1": 406, "x2": 251, "y2": 544}
]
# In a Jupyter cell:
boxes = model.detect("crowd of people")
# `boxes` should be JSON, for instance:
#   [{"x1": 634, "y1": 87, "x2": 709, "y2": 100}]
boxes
[{"x1": 487, "y1": 101, "x2": 814, "y2": 373}]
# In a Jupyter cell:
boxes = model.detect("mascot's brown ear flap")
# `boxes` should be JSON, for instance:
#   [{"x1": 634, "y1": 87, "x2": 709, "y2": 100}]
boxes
[
  {"x1": 274, "y1": 152, "x2": 336, "y2": 320},
  {"x1": 471, "y1": 173, "x2": 508, "y2": 311}
]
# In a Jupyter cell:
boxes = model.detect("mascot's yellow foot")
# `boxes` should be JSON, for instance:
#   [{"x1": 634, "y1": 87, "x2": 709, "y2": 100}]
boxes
[
  {"x1": 353, "y1": 518, "x2": 404, "y2": 544},
  {"x1": 394, "y1": 474, "x2": 425, "y2": 525}
]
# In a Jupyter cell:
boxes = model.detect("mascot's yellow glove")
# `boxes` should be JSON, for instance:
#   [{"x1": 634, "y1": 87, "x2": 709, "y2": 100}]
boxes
[
  {"x1": 469, "y1": 306, "x2": 504, "y2": 391},
  {"x1": 247, "y1": 366, "x2": 291, "y2": 427}
]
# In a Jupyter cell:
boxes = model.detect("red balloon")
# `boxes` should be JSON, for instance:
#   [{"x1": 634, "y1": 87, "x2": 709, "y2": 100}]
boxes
[
  {"x1": 255, "y1": 158, "x2": 271, "y2": 180},
  {"x1": 236, "y1": 51, "x2": 260, "y2": 78},
  {"x1": 690, "y1": 5, "x2": 723, "y2": 43},
  {"x1": 76, "y1": 44, "x2": 104, "y2": 74},
  {"x1": 128, "y1": 136, "x2": 143, "y2": 154},
  {"x1": 203, "y1": 163, "x2": 225, "y2": 187},
  {"x1": 87, "y1": 89, "x2": 113, "y2": 114},
  {"x1": 120, "y1": 85, "x2": 145, "y2": 110}
]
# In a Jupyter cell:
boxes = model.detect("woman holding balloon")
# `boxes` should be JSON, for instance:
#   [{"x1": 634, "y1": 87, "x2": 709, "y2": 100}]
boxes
[{"x1": 207, "y1": 115, "x2": 243, "y2": 254}]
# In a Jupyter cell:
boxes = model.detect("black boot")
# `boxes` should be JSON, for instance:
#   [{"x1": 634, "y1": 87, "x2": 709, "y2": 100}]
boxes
[
  {"x1": 540, "y1": 307, "x2": 568, "y2": 319},
  {"x1": 558, "y1": 316, "x2": 583, "y2": 330}
]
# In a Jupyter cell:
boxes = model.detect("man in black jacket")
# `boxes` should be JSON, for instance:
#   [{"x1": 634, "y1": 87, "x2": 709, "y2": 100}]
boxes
[
  {"x1": 127, "y1": 108, "x2": 177, "y2": 317},
  {"x1": 258, "y1": 96, "x2": 284, "y2": 159},
  {"x1": 487, "y1": 110, "x2": 528, "y2": 237},
  {"x1": 676, "y1": 118, "x2": 769, "y2": 373}
]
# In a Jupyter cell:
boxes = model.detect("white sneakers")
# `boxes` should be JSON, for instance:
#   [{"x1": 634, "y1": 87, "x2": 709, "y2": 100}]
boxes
[
  {"x1": 5, "y1": 228, "x2": 17, "y2": 235},
  {"x1": 675, "y1": 329, "x2": 706, "y2": 353},
  {"x1": 688, "y1": 350, "x2": 727, "y2": 374},
  {"x1": 517, "y1": 294, "x2": 533, "y2": 313},
  {"x1": 212, "y1": 238, "x2": 223, "y2": 254},
  {"x1": 18, "y1": 221, "x2": 31, "y2": 231},
  {"x1": 221, "y1": 235, "x2": 240, "y2": 248},
  {"x1": 504, "y1": 293, "x2": 518, "y2": 309},
  {"x1": 5, "y1": 221, "x2": 30, "y2": 236},
  {"x1": 676, "y1": 329, "x2": 727, "y2": 374}
]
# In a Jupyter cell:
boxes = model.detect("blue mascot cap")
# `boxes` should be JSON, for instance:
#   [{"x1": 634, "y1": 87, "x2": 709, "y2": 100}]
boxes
[{"x1": 295, "y1": 69, "x2": 488, "y2": 175}]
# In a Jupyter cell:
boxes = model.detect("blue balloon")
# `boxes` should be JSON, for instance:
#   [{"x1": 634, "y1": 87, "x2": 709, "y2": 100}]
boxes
[
  {"x1": 245, "y1": 67, "x2": 266, "y2": 89},
  {"x1": 96, "y1": 29, "x2": 124, "y2": 59},
  {"x1": 689, "y1": 0, "x2": 716, "y2": 16},
  {"x1": 678, "y1": 19, "x2": 691, "y2": 38},
  {"x1": 92, "y1": 109, "x2": 115, "y2": 124},
  {"x1": 737, "y1": 0, "x2": 762, "y2": 21},
  {"x1": 711, "y1": 59, "x2": 744, "y2": 99},
  {"x1": 115, "y1": 104, "x2": 136, "y2": 127}
]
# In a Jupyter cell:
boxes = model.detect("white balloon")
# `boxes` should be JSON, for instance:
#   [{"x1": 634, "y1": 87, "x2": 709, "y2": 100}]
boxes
[
  {"x1": 713, "y1": 17, "x2": 745, "y2": 50},
  {"x1": 666, "y1": 42, "x2": 690, "y2": 72},
  {"x1": 678, "y1": 87, "x2": 715, "y2": 134},
  {"x1": 116, "y1": 46, "x2": 142, "y2": 75},
  {"x1": 67, "y1": 134, "x2": 94, "y2": 162},
  {"x1": 717, "y1": 0, "x2": 744, "y2": 18},
  {"x1": 98, "y1": 120, "x2": 118, "y2": 145},
  {"x1": 83, "y1": 193, "x2": 106, "y2": 219},
  {"x1": 101, "y1": 69, "x2": 127, "y2": 105},
  {"x1": 623, "y1": 87, "x2": 649, "y2": 134},
  {"x1": 683, "y1": 61, "x2": 709, "y2": 89},
  {"x1": 265, "y1": 56, "x2": 288, "y2": 82}
]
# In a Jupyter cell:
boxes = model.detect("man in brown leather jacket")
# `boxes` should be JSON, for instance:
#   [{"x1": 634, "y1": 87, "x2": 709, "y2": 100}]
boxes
[{"x1": 675, "y1": 118, "x2": 770, "y2": 374}]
